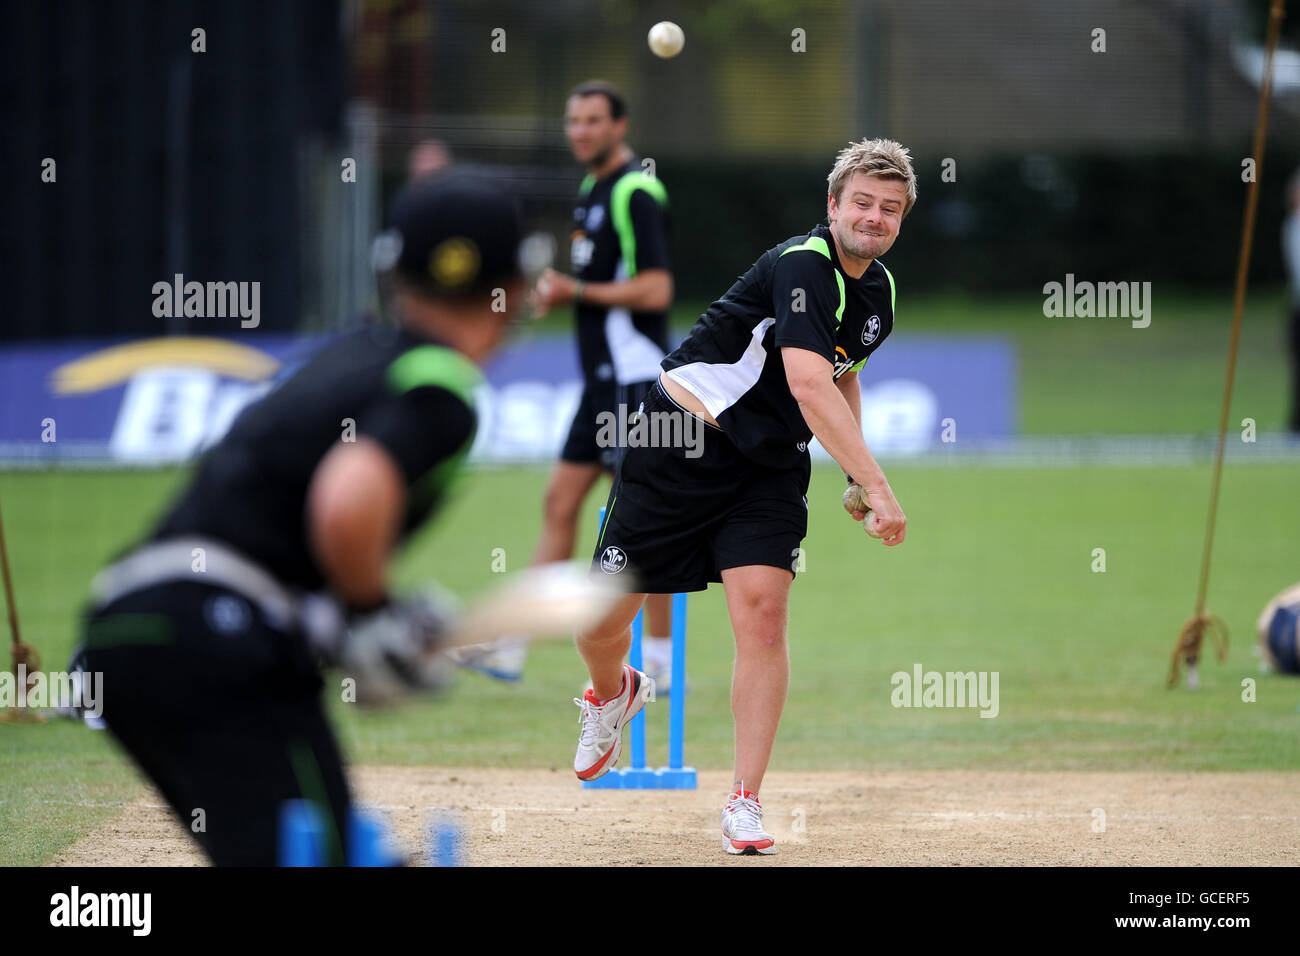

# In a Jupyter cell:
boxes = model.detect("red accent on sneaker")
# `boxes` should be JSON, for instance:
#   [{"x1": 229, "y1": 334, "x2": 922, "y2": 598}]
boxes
[
  {"x1": 728, "y1": 836, "x2": 775, "y2": 850},
  {"x1": 729, "y1": 790, "x2": 760, "y2": 803},
  {"x1": 576, "y1": 742, "x2": 620, "y2": 780},
  {"x1": 620, "y1": 667, "x2": 640, "y2": 719},
  {"x1": 587, "y1": 671, "x2": 628, "y2": 708}
]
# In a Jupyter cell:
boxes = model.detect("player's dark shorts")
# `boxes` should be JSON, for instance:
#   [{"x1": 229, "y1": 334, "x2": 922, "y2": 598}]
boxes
[
  {"x1": 561, "y1": 378, "x2": 658, "y2": 471},
  {"x1": 77, "y1": 578, "x2": 352, "y2": 867},
  {"x1": 591, "y1": 380, "x2": 810, "y2": 593}
]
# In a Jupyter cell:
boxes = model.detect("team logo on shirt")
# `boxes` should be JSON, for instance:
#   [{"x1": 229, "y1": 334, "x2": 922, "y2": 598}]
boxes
[
  {"x1": 572, "y1": 228, "x2": 595, "y2": 271},
  {"x1": 585, "y1": 205, "x2": 605, "y2": 232},
  {"x1": 204, "y1": 594, "x2": 252, "y2": 635},
  {"x1": 862, "y1": 315, "x2": 881, "y2": 346},
  {"x1": 600, "y1": 546, "x2": 628, "y2": 574}
]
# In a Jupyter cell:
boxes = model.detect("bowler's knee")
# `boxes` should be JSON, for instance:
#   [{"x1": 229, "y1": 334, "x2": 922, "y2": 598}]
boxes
[
  {"x1": 577, "y1": 593, "x2": 645, "y2": 647},
  {"x1": 733, "y1": 596, "x2": 788, "y2": 651}
]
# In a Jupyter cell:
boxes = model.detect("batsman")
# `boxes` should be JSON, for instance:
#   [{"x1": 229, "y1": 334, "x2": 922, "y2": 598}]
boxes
[{"x1": 77, "y1": 175, "x2": 531, "y2": 866}]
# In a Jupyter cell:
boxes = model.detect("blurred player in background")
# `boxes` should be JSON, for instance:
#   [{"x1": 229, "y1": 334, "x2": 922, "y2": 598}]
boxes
[
  {"x1": 407, "y1": 138, "x2": 452, "y2": 182},
  {"x1": 452, "y1": 80, "x2": 678, "y2": 684},
  {"x1": 77, "y1": 175, "x2": 526, "y2": 865},
  {"x1": 1284, "y1": 168, "x2": 1300, "y2": 434},
  {"x1": 572, "y1": 139, "x2": 915, "y2": 855}
]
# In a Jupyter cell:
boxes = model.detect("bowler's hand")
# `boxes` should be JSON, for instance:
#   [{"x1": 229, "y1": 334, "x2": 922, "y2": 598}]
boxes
[
  {"x1": 842, "y1": 482, "x2": 871, "y2": 521},
  {"x1": 532, "y1": 268, "x2": 577, "y2": 316},
  {"x1": 846, "y1": 483, "x2": 906, "y2": 546}
]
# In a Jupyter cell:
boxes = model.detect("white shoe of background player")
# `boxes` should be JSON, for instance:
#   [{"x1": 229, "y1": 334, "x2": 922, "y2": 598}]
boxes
[
  {"x1": 640, "y1": 636, "x2": 674, "y2": 694},
  {"x1": 573, "y1": 664, "x2": 655, "y2": 781},
  {"x1": 721, "y1": 788, "x2": 777, "y2": 855},
  {"x1": 446, "y1": 637, "x2": 527, "y2": 682}
]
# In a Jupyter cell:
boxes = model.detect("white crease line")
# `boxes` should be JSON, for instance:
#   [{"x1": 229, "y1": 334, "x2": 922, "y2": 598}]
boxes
[
  {"x1": 901, "y1": 811, "x2": 1300, "y2": 821},
  {"x1": 38, "y1": 801, "x2": 171, "y2": 809},
  {"x1": 361, "y1": 804, "x2": 627, "y2": 813},
  {"x1": 44, "y1": 801, "x2": 1300, "y2": 823},
  {"x1": 40, "y1": 800, "x2": 628, "y2": 813}
]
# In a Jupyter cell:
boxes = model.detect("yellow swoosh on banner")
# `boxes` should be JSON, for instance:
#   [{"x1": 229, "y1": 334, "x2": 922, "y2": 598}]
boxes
[{"x1": 51, "y1": 337, "x2": 282, "y2": 394}]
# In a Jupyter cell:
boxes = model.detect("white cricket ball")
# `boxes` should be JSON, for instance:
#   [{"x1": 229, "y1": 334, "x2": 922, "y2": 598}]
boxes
[{"x1": 648, "y1": 21, "x2": 685, "y2": 58}]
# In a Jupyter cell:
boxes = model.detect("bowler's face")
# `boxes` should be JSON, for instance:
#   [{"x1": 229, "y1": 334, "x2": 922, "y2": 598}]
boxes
[
  {"x1": 828, "y1": 172, "x2": 908, "y2": 263},
  {"x1": 565, "y1": 95, "x2": 624, "y2": 166}
]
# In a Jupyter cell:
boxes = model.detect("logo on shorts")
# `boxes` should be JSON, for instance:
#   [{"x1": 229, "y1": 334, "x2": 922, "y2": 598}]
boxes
[
  {"x1": 600, "y1": 546, "x2": 628, "y2": 574},
  {"x1": 796, "y1": 441, "x2": 807, "y2": 453},
  {"x1": 862, "y1": 315, "x2": 881, "y2": 346}
]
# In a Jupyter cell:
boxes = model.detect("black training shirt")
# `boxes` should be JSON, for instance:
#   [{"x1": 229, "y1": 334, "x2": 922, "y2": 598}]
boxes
[
  {"x1": 570, "y1": 157, "x2": 672, "y2": 386},
  {"x1": 662, "y1": 224, "x2": 896, "y2": 469},
  {"x1": 149, "y1": 326, "x2": 479, "y2": 590}
]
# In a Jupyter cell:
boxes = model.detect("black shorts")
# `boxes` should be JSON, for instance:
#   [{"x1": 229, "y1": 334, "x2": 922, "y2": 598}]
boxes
[
  {"x1": 590, "y1": 381, "x2": 811, "y2": 593},
  {"x1": 78, "y1": 579, "x2": 353, "y2": 867},
  {"x1": 561, "y1": 378, "x2": 658, "y2": 472}
]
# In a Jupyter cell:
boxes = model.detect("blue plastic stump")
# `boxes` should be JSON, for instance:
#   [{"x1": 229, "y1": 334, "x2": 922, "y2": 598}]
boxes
[
  {"x1": 430, "y1": 813, "x2": 464, "y2": 867},
  {"x1": 279, "y1": 799, "x2": 326, "y2": 867},
  {"x1": 669, "y1": 591, "x2": 688, "y2": 772},
  {"x1": 584, "y1": 519, "x2": 696, "y2": 790},
  {"x1": 629, "y1": 609, "x2": 646, "y2": 768},
  {"x1": 280, "y1": 801, "x2": 400, "y2": 866},
  {"x1": 348, "y1": 809, "x2": 396, "y2": 867}
]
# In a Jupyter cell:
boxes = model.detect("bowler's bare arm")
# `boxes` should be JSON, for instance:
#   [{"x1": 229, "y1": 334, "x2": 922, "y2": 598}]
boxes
[{"x1": 782, "y1": 347, "x2": 906, "y2": 545}]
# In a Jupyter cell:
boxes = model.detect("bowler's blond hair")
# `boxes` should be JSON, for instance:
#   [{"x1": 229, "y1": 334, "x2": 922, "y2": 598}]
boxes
[{"x1": 826, "y1": 138, "x2": 917, "y2": 220}]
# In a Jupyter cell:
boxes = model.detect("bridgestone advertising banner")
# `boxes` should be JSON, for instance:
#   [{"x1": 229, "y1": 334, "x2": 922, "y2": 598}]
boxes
[{"x1": 0, "y1": 334, "x2": 1016, "y2": 466}]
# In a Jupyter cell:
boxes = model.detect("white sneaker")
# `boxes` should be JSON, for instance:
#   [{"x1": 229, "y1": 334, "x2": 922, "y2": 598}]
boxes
[
  {"x1": 641, "y1": 638, "x2": 673, "y2": 694},
  {"x1": 573, "y1": 665, "x2": 655, "y2": 781},
  {"x1": 721, "y1": 789, "x2": 776, "y2": 855},
  {"x1": 446, "y1": 638, "x2": 527, "y2": 682},
  {"x1": 641, "y1": 656, "x2": 672, "y2": 695}
]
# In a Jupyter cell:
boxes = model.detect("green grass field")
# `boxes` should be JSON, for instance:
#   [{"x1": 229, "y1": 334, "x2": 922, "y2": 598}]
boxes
[
  {"x1": 2, "y1": 288, "x2": 1297, "y2": 865},
  {"x1": 3, "y1": 459, "x2": 1299, "y2": 865},
  {"x1": 589, "y1": 287, "x2": 1291, "y2": 435}
]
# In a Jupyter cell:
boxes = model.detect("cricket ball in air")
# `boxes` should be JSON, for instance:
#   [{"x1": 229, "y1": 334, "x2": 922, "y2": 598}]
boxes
[{"x1": 648, "y1": 21, "x2": 685, "y2": 58}]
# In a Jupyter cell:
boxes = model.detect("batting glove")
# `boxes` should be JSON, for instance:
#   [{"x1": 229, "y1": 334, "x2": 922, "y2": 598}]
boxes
[{"x1": 336, "y1": 591, "x2": 458, "y2": 707}]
